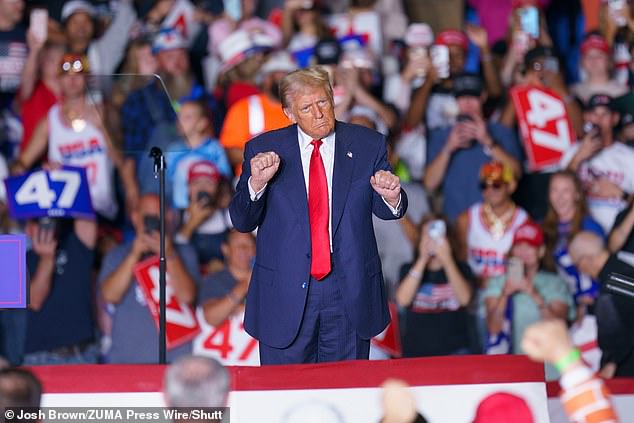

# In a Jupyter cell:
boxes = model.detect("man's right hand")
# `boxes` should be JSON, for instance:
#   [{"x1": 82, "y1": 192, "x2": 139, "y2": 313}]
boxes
[
  {"x1": 188, "y1": 197, "x2": 215, "y2": 228},
  {"x1": 577, "y1": 132, "x2": 602, "y2": 162},
  {"x1": 250, "y1": 152, "x2": 281, "y2": 192},
  {"x1": 33, "y1": 227, "x2": 57, "y2": 260}
]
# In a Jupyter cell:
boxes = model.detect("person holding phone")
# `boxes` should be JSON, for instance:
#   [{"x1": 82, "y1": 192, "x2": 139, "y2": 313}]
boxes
[
  {"x1": 484, "y1": 221, "x2": 574, "y2": 355},
  {"x1": 175, "y1": 161, "x2": 233, "y2": 274},
  {"x1": 18, "y1": 215, "x2": 98, "y2": 365},
  {"x1": 98, "y1": 193, "x2": 200, "y2": 364},
  {"x1": 562, "y1": 94, "x2": 634, "y2": 233},
  {"x1": 15, "y1": 8, "x2": 64, "y2": 155},
  {"x1": 563, "y1": 93, "x2": 618, "y2": 174},
  {"x1": 404, "y1": 25, "x2": 503, "y2": 133},
  {"x1": 396, "y1": 215, "x2": 475, "y2": 357},
  {"x1": 424, "y1": 75, "x2": 522, "y2": 222}
]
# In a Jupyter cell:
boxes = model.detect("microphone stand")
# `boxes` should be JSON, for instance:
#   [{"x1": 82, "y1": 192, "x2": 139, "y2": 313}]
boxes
[{"x1": 150, "y1": 147, "x2": 167, "y2": 364}]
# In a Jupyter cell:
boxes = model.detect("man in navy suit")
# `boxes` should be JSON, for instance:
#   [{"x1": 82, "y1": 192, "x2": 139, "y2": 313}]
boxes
[{"x1": 229, "y1": 67, "x2": 408, "y2": 364}]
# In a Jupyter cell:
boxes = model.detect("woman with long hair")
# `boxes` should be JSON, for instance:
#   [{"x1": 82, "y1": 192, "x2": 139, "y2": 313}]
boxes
[
  {"x1": 542, "y1": 170, "x2": 604, "y2": 318},
  {"x1": 396, "y1": 214, "x2": 475, "y2": 357}
]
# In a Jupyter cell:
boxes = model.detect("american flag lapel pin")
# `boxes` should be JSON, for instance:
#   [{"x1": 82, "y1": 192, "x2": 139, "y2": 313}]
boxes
[{"x1": 346, "y1": 151, "x2": 353, "y2": 159}]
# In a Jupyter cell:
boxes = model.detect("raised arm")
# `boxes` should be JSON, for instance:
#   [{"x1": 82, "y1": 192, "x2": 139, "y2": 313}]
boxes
[{"x1": 13, "y1": 117, "x2": 49, "y2": 172}]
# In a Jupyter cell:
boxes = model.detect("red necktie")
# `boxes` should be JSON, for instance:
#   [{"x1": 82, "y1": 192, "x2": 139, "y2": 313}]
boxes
[{"x1": 309, "y1": 139, "x2": 331, "y2": 280}]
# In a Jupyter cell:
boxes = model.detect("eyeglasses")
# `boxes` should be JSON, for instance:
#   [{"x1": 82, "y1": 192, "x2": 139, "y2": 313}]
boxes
[{"x1": 479, "y1": 180, "x2": 505, "y2": 191}]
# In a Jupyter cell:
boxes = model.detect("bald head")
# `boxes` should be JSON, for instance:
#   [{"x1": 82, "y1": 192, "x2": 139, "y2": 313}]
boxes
[
  {"x1": 164, "y1": 355, "x2": 230, "y2": 407},
  {"x1": 569, "y1": 231, "x2": 608, "y2": 277},
  {"x1": 569, "y1": 231, "x2": 605, "y2": 260}
]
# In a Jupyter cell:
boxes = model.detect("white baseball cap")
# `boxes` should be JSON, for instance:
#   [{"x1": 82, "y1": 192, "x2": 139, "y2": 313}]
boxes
[
  {"x1": 405, "y1": 23, "x2": 434, "y2": 48},
  {"x1": 61, "y1": 0, "x2": 96, "y2": 22},
  {"x1": 218, "y1": 30, "x2": 273, "y2": 72},
  {"x1": 259, "y1": 51, "x2": 297, "y2": 76}
]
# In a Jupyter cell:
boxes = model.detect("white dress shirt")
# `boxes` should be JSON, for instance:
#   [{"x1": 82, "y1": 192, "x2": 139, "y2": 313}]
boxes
[{"x1": 248, "y1": 127, "x2": 401, "y2": 248}]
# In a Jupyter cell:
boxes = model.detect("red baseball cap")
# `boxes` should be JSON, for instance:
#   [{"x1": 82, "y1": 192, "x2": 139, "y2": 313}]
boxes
[
  {"x1": 188, "y1": 161, "x2": 220, "y2": 184},
  {"x1": 581, "y1": 34, "x2": 610, "y2": 56},
  {"x1": 473, "y1": 392, "x2": 534, "y2": 423},
  {"x1": 513, "y1": 221, "x2": 544, "y2": 248},
  {"x1": 435, "y1": 30, "x2": 469, "y2": 51},
  {"x1": 512, "y1": 0, "x2": 539, "y2": 8}
]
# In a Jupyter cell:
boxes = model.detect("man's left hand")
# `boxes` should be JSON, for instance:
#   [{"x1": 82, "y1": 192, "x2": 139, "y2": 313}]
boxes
[{"x1": 371, "y1": 170, "x2": 401, "y2": 208}]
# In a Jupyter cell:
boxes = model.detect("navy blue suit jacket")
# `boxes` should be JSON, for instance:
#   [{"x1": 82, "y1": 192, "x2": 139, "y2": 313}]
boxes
[{"x1": 229, "y1": 121, "x2": 408, "y2": 348}]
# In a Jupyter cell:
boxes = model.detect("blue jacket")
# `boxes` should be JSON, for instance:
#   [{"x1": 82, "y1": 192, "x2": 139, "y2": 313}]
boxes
[{"x1": 230, "y1": 121, "x2": 408, "y2": 348}]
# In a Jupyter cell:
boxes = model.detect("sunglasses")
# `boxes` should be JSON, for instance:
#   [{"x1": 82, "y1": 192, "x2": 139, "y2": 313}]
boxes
[
  {"x1": 479, "y1": 180, "x2": 505, "y2": 191},
  {"x1": 61, "y1": 58, "x2": 86, "y2": 74}
]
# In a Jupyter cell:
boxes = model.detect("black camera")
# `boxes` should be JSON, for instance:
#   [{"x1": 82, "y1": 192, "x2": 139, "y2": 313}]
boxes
[{"x1": 143, "y1": 215, "x2": 160, "y2": 234}]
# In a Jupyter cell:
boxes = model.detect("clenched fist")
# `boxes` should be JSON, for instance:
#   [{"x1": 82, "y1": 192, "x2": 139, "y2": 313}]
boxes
[
  {"x1": 250, "y1": 151, "x2": 280, "y2": 192},
  {"x1": 370, "y1": 170, "x2": 401, "y2": 208}
]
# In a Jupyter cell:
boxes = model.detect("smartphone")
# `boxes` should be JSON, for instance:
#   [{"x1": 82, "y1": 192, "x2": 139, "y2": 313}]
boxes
[
  {"x1": 223, "y1": 0, "x2": 241, "y2": 21},
  {"x1": 583, "y1": 122, "x2": 601, "y2": 140},
  {"x1": 608, "y1": 0, "x2": 628, "y2": 27},
  {"x1": 408, "y1": 46, "x2": 427, "y2": 78},
  {"x1": 428, "y1": 220, "x2": 446, "y2": 241},
  {"x1": 29, "y1": 8, "x2": 48, "y2": 43},
  {"x1": 38, "y1": 217, "x2": 56, "y2": 232},
  {"x1": 456, "y1": 113, "x2": 474, "y2": 123},
  {"x1": 518, "y1": 6, "x2": 540, "y2": 39},
  {"x1": 430, "y1": 44, "x2": 449, "y2": 79},
  {"x1": 507, "y1": 257, "x2": 524, "y2": 283},
  {"x1": 197, "y1": 191, "x2": 213, "y2": 208},
  {"x1": 143, "y1": 215, "x2": 160, "y2": 234}
]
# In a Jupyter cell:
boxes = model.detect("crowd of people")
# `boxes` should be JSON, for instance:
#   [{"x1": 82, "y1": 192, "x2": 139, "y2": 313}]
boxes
[{"x1": 0, "y1": 0, "x2": 632, "y2": 394}]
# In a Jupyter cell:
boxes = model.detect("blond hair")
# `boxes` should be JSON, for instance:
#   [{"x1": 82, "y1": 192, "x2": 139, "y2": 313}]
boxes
[{"x1": 279, "y1": 67, "x2": 333, "y2": 110}]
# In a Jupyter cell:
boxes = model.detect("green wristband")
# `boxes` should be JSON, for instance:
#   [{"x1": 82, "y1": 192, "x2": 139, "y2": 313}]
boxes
[{"x1": 554, "y1": 348, "x2": 581, "y2": 373}]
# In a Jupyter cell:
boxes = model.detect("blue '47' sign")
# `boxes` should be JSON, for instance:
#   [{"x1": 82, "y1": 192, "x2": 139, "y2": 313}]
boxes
[{"x1": 4, "y1": 166, "x2": 94, "y2": 219}]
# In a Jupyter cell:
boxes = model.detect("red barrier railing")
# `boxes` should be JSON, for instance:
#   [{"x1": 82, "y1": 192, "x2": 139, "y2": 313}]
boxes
[{"x1": 29, "y1": 355, "x2": 544, "y2": 394}]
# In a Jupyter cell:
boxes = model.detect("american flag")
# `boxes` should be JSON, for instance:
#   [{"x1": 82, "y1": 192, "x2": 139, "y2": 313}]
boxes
[
  {"x1": 0, "y1": 41, "x2": 27, "y2": 92},
  {"x1": 411, "y1": 283, "x2": 460, "y2": 313}
]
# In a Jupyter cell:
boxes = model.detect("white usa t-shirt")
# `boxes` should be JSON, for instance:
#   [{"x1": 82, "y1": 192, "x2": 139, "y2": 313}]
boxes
[
  {"x1": 48, "y1": 104, "x2": 117, "y2": 219},
  {"x1": 575, "y1": 142, "x2": 634, "y2": 232}
]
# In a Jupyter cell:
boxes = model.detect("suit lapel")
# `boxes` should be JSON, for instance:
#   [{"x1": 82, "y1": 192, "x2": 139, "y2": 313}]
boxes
[
  {"x1": 280, "y1": 125, "x2": 309, "y2": 223},
  {"x1": 331, "y1": 122, "x2": 354, "y2": 237}
]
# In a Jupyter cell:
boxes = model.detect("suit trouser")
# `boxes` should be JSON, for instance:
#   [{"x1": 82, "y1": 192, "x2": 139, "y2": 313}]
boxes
[{"x1": 259, "y1": 272, "x2": 370, "y2": 365}]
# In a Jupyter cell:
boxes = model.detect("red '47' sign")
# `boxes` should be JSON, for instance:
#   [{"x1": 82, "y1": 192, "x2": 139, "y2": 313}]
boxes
[
  {"x1": 511, "y1": 85, "x2": 575, "y2": 171},
  {"x1": 193, "y1": 308, "x2": 259, "y2": 366},
  {"x1": 134, "y1": 256, "x2": 200, "y2": 350}
]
